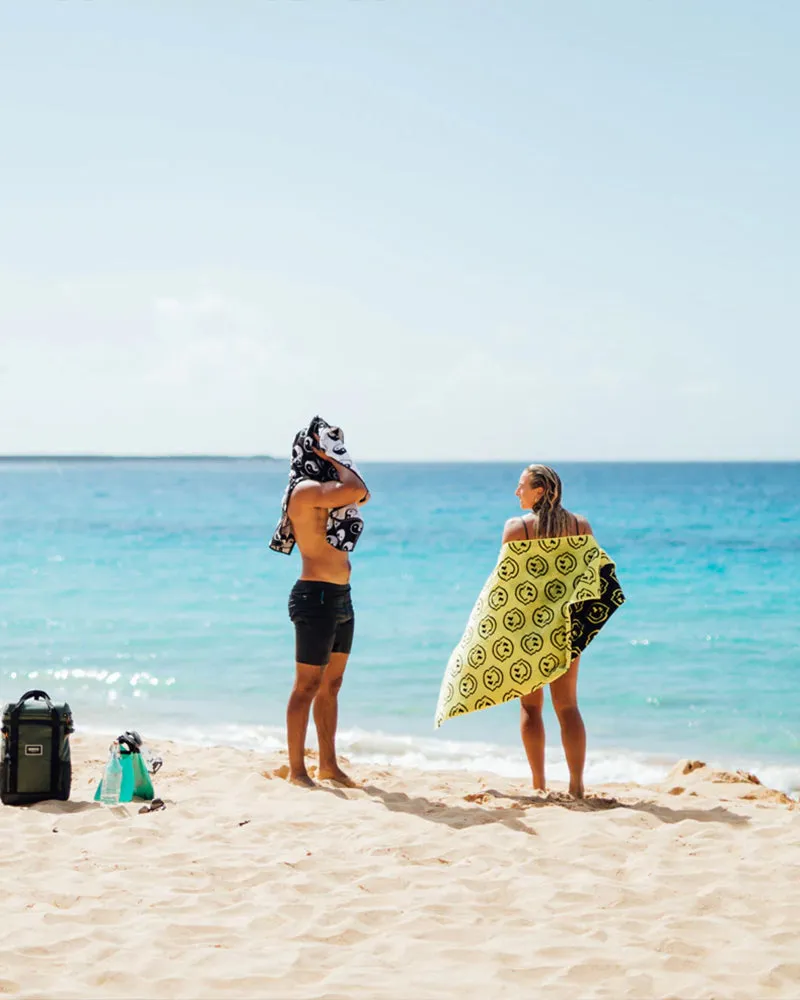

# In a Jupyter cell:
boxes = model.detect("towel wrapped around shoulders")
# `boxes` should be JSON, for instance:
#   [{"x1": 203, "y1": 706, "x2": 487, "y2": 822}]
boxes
[{"x1": 435, "y1": 535, "x2": 625, "y2": 727}]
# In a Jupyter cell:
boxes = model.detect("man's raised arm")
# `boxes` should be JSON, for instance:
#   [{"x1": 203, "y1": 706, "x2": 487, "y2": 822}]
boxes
[{"x1": 290, "y1": 451, "x2": 369, "y2": 510}]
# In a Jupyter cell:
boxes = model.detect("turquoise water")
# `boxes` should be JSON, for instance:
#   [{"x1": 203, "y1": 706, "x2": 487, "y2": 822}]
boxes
[{"x1": 1, "y1": 460, "x2": 798, "y2": 791}]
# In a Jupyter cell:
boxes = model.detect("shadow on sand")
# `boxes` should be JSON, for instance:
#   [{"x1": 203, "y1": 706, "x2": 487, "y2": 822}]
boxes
[
  {"x1": 482, "y1": 788, "x2": 750, "y2": 827},
  {"x1": 312, "y1": 780, "x2": 749, "y2": 833}
]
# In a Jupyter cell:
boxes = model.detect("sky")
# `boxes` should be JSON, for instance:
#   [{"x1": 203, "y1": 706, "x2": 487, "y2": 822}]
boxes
[{"x1": 1, "y1": 1, "x2": 798, "y2": 461}]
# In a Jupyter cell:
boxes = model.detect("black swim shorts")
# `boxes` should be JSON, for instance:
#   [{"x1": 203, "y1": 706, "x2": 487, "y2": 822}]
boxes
[{"x1": 288, "y1": 580, "x2": 355, "y2": 667}]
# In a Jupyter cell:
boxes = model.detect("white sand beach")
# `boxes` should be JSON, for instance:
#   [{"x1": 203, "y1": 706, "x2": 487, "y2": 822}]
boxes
[{"x1": 1, "y1": 737, "x2": 799, "y2": 1000}]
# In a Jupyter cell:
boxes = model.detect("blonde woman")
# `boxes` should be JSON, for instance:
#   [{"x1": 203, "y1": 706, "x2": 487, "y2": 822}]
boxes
[
  {"x1": 502, "y1": 465, "x2": 592, "y2": 798},
  {"x1": 436, "y1": 463, "x2": 624, "y2": 799}
]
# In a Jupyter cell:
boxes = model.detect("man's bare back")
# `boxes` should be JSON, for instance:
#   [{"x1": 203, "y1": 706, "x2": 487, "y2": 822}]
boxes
[{"x1": 286, "y1": 499, "x2": 353, "y2": 584}]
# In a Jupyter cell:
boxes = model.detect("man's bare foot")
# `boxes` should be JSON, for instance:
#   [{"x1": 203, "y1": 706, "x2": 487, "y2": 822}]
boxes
[
  {"x1": 318, "y1": 766, "x2": 358, "y2": 788},
  {"x1": 289, "y1": 772, "x2": 317, "y2": 788}
]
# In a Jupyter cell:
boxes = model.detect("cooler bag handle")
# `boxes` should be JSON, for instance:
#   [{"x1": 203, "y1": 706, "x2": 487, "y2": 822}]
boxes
[{"x1": 13, "y1": 690, "x2": 56, "y2": 714}]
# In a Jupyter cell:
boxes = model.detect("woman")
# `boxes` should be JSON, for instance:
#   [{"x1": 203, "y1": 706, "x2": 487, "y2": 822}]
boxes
[
  {"x1": 435, "y1": 464, "x2": 624, "y2": 801},
  {"x1": 502, "y1": 464, "x2": 592, "y2": 798}
]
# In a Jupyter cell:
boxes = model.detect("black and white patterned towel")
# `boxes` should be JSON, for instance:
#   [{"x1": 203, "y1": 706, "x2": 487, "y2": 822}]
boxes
[{"x1": 269, "y1": 416, "x2": 368, "y2": 556}]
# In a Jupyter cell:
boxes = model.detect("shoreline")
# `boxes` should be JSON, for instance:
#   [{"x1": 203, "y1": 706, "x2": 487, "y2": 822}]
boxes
[
  {"x1": 73, "y1": 720, "x2": 800, "y2": 799},
  {"x1": 2, "y1": 736, "x2": 798, "y2": 998}
]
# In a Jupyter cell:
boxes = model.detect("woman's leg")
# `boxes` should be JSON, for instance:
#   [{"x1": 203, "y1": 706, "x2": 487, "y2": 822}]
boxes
[
  {"x1": 520, "y1": 688, "x2": 546, "y2": 791},
  {"x1": 549, "y1": 655, "x2": 586, "y2": 798}
]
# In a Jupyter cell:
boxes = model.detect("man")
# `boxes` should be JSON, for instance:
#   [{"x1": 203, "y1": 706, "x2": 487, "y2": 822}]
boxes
[{"x1": 270, "y1": 418, "x2": 370, "y2": 787}]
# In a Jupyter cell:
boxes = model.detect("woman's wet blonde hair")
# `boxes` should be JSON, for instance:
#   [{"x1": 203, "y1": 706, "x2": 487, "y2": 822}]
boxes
[{"x1": 524, "y1": 464, "x2": 573, "y2": 538}]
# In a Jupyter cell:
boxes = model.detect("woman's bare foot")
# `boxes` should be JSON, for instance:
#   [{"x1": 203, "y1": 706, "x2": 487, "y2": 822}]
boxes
[
  {"x1": 569, "y1": 782, "x2": 585, "y2": 799},
  {"x1": 289, "y1": 772, "x2": 317, "y2": 788},
  {"x1": 318, "y1": 766, "x2": 357, "y2": 788}
]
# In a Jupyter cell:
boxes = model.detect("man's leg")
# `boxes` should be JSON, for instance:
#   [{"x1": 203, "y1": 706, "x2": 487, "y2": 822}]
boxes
[
  {"x1": 287, "y1": 662, "x2": 323, "y2": 786},
  {"x1": 314, "y1": 651, "x2": 356, "y2": 786},
  {"x1": 520, "y1": 687, "x2": 546, "y2": 791}
]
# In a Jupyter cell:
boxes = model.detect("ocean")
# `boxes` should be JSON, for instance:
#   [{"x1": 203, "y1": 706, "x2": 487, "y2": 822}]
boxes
[{"x1": 1, "y1": 460, "x2": 798, "y2": 793}]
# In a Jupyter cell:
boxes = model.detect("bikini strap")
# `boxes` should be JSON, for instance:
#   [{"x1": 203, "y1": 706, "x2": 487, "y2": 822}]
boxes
[{"x1": 521, "y1": 517, "x2": 531, "y2": 539}]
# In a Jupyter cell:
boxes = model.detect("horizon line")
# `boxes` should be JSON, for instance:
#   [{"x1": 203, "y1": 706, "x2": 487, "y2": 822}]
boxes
[{"x1": 0, "y1": 455, "x2": 798, "y2": 465}]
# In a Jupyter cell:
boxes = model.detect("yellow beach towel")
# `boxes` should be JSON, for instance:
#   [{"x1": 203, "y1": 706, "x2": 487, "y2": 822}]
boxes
[{"x1": 435, "y1": 535, "x2": 624, "y2": 727}]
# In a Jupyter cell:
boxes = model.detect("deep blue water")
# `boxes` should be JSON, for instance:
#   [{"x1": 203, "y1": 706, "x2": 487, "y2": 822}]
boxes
[{"x1": 1, "y1": 460, "x2": 798, "y2": 790}]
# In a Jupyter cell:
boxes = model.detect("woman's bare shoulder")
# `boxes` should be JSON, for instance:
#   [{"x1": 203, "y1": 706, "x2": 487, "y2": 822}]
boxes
[{"x1": 502, "y1": 517, "x2": 529, "y2": 543}]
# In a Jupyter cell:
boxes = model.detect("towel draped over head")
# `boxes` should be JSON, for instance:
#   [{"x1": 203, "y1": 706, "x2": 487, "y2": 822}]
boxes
[
  {"x1": 270, "y1": 416, "x2": 368, "y2": 556},
  {"x1": 435, "y1": 535, "x2": 625, "y2": 727}
]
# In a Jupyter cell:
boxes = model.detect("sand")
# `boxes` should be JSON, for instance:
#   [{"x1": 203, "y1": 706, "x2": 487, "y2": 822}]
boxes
[{"x1": 1, "y1": 737, "x2": 799, "y2": 1000}]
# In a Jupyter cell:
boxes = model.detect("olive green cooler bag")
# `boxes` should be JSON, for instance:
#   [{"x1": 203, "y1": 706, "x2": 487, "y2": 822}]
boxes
[{"x1": 1, "y1": 690, "x2": 74, "y2": 806}]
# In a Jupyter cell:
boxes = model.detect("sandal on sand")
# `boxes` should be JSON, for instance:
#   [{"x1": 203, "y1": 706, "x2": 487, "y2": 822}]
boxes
[{"x1": 138, "y1": 798, "x2": 166, "y2": 814}]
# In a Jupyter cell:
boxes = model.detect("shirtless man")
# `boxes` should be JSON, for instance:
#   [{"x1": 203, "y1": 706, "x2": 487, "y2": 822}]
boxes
[{"x1": 285, "y1": 446, "x2": 369, "y2": 787}]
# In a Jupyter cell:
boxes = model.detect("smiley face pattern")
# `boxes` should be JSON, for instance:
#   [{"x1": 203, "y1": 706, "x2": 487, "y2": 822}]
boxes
[{"x1": 434, "y1": 535, "x2": 625, "y2": 727}]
